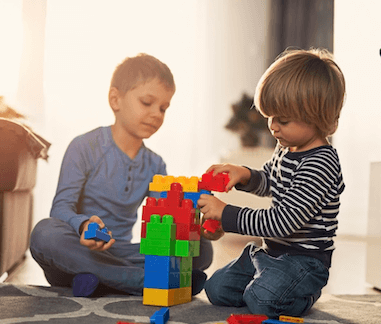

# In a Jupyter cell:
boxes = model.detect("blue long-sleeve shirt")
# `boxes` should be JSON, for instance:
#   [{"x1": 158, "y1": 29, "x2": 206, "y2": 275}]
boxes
[
  {"x1": 50, "y1": 126, "x2": 166, "y2": 241},
  {"x1": 222, "y1": 144, "x2": 345, "y2": 268}
]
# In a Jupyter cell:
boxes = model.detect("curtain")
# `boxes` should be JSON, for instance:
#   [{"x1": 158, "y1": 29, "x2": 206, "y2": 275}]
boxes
[{"x1": 268, "y1": 0, "x2": 334, "y2": 64}]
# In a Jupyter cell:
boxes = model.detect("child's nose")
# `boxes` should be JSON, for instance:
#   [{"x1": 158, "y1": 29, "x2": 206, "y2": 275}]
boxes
[{"x1": 268, "y1": 118, "x2": 280, "y2": 134}]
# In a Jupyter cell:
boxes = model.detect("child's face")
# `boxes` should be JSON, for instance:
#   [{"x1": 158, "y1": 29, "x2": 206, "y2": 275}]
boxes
[
  {"x1": 267, "y1": 116, "x2": 327, "y2": 152},
  {"x1": 112, "y1": 78, "x2": 175, "y2": 141}
]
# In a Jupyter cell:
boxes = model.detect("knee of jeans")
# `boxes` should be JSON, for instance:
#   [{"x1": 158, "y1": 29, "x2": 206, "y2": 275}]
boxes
[
  {"x1": 30, "y1": 218, "x2": 62, "y2": 253},
  {"x1": 204, "y1": 274, "x2": 231, "y2": 306},
  {"x1": 204, "y1": 273, "x2": 246, "y2": 307},
  {"x1": 243, "y1": 279, "x2": 314, "y2": 318}
]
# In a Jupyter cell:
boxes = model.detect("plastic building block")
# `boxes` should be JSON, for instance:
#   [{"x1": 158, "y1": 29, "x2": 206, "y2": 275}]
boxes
[
  {"x1": 202, "y1": 219, "x2": 222, "y2": 233},
  {"x1": 142, "y1": 184, "x2": 199, "y2": 241},
  {"x1": 84, "y1": 222, "x2": 111, "y2": 242},
  {"x1": 160, "y1": 189, "x2": 211, "y2": 208},
  {"x1": 198, "y1": 171, "x2": 230, "y2": 192},
  {"x1": 227, "y1": 314, "x2": 268, "y2": 324},
  {"x1": 144, "y1": 255, "x2": 180, "y2": 289},
  {"x1": 279, "y1": 315, "x2": 304, "y2": 323},
  {"x1": 143, "y1": 287, "x2": 191, "y2": 306},
  {"x1": 149, "y1": 175, "x2": 200, "y2": 192},
  {"x1": 140, "y1": 237, "x2": 176, "y2": 256},
  {"x1": 140, "y1": 214, "x2": 177, "y2": 256},
  {"x1": 146, "y1": 214, "x2": 176, "y2": 240},
  {"x1": 150, "y1": 307, "x2": 169, "y2": 324},
  {"x1": 175, "y1": 240, "x2": 200, "y2": 257},
  {"x1": 262, "y1": 320, "x2": 287, "y2": 324}
]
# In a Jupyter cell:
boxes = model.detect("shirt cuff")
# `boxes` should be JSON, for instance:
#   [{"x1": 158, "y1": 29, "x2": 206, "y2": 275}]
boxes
[{"x1": 221, "y1": 204, "x2": 241, "y2": 233}]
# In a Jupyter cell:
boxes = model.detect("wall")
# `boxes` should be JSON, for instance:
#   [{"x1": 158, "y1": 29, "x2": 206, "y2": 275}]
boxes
[
  {"x1": 334, "y1": 0, "x2": 381, "y2": 236},
  {"x1": 8, "y1": 1, "x2": 269, "y2": 224}
]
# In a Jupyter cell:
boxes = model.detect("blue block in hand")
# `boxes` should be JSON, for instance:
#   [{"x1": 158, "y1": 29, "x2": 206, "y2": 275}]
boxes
[{"x1": 84, "y1": 222, "x2": 111, "y2": 242}]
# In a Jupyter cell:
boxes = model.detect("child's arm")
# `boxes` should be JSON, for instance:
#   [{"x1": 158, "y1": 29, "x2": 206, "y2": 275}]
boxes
[
  {"x1": 200, "y1": 153, "x2": 342, "y2": 239},
  {"x1": 50, "y1": 138, "x2": 97, "y2": 237}
]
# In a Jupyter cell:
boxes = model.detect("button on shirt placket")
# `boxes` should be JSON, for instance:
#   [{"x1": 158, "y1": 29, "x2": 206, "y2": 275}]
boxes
[{"x1": 125, "y1": 165, "x2": 133, "y2": 193}]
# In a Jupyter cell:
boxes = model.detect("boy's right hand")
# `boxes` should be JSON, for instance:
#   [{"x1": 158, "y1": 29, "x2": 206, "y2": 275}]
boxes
[
  {"x1": 79, "y1": 215, "x2": 115, "y2": 251},
  {"x1": 206, "y1": 164, "x2": 251, "y2": 192}
]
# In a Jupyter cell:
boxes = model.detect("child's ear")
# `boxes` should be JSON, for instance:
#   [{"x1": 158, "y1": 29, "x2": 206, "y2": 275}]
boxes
[{"x1": 109, "y1": 87, "x2": 120, "y2": 112}]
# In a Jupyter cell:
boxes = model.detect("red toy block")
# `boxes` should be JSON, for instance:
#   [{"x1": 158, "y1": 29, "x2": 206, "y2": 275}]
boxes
[
  {"x1": 202, "y1": 219, "x2": 221, "y2": 233},
  {"x1": 227, "y1": 314, "x2": 269, "y2": 324},
  {"x1": 198, "y1": 171, "x2": 230, "y2": 192},
  {"x1": 142, "y1": 183, "x2": 199, "y2": 240}
]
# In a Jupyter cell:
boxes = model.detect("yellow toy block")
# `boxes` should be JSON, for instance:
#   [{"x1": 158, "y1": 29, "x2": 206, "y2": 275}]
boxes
[
  {"x1": 279, "y1": 315, "x2": 304, "y2": 323},
  {"x1": 149, "y1": 175, "x2": 175, "y2": 192},
  {"x1": 149, "y1": 175, "x2": 201, "y2": 192},
  {"x1": 174, "y1": 176, "x2": 200, "y2": 192},
  {"x1": 143, "y1": 287, "x2": 192, "y2": 306}
]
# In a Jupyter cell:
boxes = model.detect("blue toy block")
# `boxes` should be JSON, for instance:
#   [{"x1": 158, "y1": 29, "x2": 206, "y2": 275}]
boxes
[
  {"x1": 84, "y1": 222, "x2": 111, "y2": 242},
  {"x1": 145, "y1": 255, "x2": 180, "y2": 273},
  {"x1": 144, "y1": 255, "x2": 180, "y2": 289},
  {"x1": 262, "y1": 320, "x2": 287, "y2": 324},
  {"x1": 150, "y1": 307, "x2": 169, "y2": 324},
  {"x1": 160, "y1": 190, "x2": 212, "y2": 208},
  {"x1": 144, "y1": 270, "x2": 180, "y2": 289}
]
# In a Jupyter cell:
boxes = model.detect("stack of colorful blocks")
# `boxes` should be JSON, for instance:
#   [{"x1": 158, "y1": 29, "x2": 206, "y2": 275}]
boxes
[{"x1": 140, "y1": 172, "x2": 228, "y2": 306}]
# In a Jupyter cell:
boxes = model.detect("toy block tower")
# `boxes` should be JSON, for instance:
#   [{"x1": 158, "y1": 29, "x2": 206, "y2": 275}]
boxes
[{"x1": 141, "y1": 172, "x2": 229, "y2": 306}]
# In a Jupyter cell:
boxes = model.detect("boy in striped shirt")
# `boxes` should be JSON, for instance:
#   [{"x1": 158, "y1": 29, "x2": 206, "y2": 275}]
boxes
[{"x1": 198, "y1": 48, "x2": 346, "y2": 318}]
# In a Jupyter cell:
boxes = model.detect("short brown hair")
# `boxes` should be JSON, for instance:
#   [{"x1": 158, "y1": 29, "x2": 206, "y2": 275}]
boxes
[
  {"x1": 110, "y1": 53, "x2": 175, "y2": 93},
  {"x1": 254, "y1": 48, "x2": 346, "y2": 137}
]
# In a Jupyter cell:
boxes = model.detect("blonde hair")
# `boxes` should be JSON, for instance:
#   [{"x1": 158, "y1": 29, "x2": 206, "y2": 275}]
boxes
[
  {"x1": 110, "y1": 53, "x2": 175, "y2": 93},
  {"x1": 254, "y1": 48, "x2": 346, "y2": 137}
]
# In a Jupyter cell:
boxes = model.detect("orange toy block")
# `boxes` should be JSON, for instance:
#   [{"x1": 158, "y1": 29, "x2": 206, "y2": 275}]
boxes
[
  {"x1": 279, "y1": 315, "x2": 304, "y2": 323},
  {"x1": 143, "y1": 287, "x2": 191, "y2": 306}
]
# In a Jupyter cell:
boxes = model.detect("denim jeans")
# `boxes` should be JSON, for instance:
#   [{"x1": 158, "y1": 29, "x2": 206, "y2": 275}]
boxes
[
  {"x1": 204, "y1": 242, "x2": 329, "y2": 318},
  {"x1": 30, "y1": 218, "x2": 213, "y2": 295}
]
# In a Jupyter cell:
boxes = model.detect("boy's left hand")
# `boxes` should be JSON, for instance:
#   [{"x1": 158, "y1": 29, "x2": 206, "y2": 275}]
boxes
[{"x1": 197, "y1": 194, "x2": 226, "y2": 221}]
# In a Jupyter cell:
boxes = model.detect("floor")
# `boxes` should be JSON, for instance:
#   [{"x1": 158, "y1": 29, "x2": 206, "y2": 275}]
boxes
[{"x1": 3, "y1": 229, "x2": 380, "y2": 297}]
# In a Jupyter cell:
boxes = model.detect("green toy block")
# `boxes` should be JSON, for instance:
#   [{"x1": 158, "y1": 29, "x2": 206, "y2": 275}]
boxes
[
  {"x1": 146, "y1": 214, "x2": 176, "y2": 240},
  {"x1": 175, "y1": 240, "x2": 200, "y2": 257},
  {"x1": 140, "y1": 237, "x2": 176, "y2": 256},
  {"x1": 180, "y1": 271, "x2": 192, "y2": 287},
  {"x1": 180, "y1": 256, "x2": 192, "y2": 272}
]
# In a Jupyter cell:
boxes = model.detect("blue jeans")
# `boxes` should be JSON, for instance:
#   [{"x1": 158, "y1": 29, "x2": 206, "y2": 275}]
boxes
[
  {"x1": 30, "y1": 218, "x2": 213, "y2": 295},
  {"x1": 204, "y1": 242, "x2": 329, "y2": 318}
]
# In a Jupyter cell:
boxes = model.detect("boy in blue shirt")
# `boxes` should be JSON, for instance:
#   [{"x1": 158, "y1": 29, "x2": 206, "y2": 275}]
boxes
[
  {"x1": 198, "y1": 48, "x2": 346, "y2": 317},
  {"x1": 30, "y1": 54, "x2": 212, "y2": 296}
]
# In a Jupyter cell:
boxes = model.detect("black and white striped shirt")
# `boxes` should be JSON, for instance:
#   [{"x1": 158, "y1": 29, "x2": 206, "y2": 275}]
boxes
[{"x1": 222, "y1": 144, "x2": 345, "y2": 268}]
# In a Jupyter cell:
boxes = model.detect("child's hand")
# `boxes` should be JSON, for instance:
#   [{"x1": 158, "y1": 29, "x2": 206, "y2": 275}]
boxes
[
  {"x1": 206, "y1": 164, "x2": 251, "y2": 192},
  {"x1": 80, "y1": 215, "x2": 115, "y2": 251},
  {"x1": 197, "y1": 194, "x2": 226, "y2": 221}
]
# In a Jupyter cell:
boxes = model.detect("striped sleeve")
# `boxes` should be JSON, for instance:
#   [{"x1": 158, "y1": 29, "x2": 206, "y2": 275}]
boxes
[{"x1": 235, "y1": 148, "x2": 344, "y2": 239}]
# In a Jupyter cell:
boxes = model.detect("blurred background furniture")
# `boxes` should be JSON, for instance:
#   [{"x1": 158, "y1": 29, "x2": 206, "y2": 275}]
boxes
[{"x1": 0, "y1": 118, "x2": 50, "y2": 280}]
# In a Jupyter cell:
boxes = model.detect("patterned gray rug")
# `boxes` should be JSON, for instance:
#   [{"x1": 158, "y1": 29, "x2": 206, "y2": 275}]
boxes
[{"x1": 0, "y1": 283, "x2": 380, "y2": 324}]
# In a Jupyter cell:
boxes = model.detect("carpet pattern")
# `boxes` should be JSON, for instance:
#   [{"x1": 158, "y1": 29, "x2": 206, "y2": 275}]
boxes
[{"x1": 1, "y1": 284, "x2": 380, "y2": 324}]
